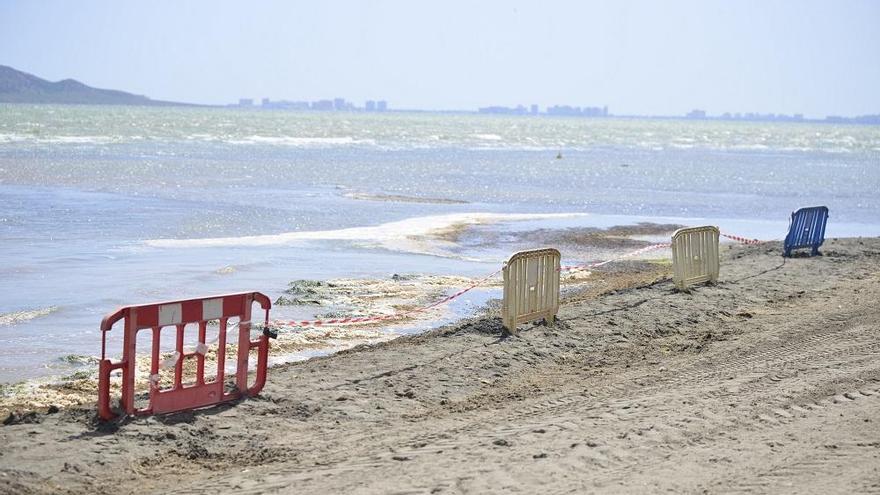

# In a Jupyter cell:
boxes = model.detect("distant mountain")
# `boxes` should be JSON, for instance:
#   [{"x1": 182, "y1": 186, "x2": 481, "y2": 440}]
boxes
[{"x1": 0, "y1": 65, "x2": 192, "y2": 106}]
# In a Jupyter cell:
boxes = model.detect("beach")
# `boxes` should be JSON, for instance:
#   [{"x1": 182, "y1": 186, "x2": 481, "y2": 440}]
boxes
[
  {"x1": 2, "y1": 237, "x2": 879, "y2": 494},
  {"x1": 2, "y1": 2, "x2": 879, "y2": 492}
]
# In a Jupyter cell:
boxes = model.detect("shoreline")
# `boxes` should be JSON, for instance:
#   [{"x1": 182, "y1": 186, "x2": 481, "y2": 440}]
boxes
[
  {"x1": 3, "y1": 237, "x2": 879, "y2": 493},
  {"x1": 0, "y1": 219, "x2": 682, "y2": 387},
  {"x1": 0, "y1": 254, "x2": 670, "y2": 419}
]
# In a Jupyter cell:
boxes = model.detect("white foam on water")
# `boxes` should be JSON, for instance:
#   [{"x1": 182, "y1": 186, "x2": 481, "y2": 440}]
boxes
[
  {"x1": 0, "y1": 306, "x2": 59, "y2": 326},
  {"x1": 472, "y1": 134, "x2": 503, "y2": 141},
  {"x1": 45, "y1": 135, "x2": 115, "y2": 145},
  {"x1": 0, "y1": 133, "x2": 29, "y2": 143},
  {"x1": 145, "y1": 212, "x2": 588, "y2": 255},
  {"x1": 225, "y1": 135, "x2": 375, "y2": 147}
]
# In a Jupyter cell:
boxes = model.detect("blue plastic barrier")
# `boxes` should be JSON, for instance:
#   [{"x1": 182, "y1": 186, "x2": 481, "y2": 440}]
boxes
[{"x1": 783, "y1": 206, "x2": 829, "y2": 257}]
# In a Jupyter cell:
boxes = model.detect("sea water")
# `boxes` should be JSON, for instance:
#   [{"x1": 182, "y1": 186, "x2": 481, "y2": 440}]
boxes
[{"x1": 1, "y1": 105, "x2": 879, "y2": 382}]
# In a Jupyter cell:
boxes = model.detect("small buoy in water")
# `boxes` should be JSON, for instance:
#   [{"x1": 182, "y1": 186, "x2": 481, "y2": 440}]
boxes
[{"x1": 556, "y1": 152, "x2": 563, "y2": 160}]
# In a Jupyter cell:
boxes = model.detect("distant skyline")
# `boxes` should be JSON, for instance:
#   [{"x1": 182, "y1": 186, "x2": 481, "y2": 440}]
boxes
[{"x1": 1, "y1": 0, "x2": 878, "y2": 118}]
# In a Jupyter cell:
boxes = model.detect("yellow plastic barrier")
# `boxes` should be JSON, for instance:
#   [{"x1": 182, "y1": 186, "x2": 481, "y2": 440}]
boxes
[
  {"x1": 671, "y1": 226, "x2": 720, "y2": 291},
  {"x1": 502, "y1": 248, "x2": 561, "y2": 334}
]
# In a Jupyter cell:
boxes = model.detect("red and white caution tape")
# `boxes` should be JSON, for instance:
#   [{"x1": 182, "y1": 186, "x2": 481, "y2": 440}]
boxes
[
  {"x1": 720, "y1": 232, "x2": 762, "y2": 245},
  {"x1": 271, "y1": 268, "x2": 503, "y2": 328},
  {"x1": 560, "y1": 242, "x2": 671, "y2": 274},
  {"x1": 270, "y1": 229, "x2": 765, "y2": 330}
]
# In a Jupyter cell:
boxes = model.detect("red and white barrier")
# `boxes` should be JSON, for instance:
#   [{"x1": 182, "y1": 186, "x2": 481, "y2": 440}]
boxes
[{"x1": 98, "y1": 292, "x2": 271, "y2": 420}]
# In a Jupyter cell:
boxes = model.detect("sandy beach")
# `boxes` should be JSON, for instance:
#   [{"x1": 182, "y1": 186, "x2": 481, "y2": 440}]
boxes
[
  {"x1": 2, "y1": 237, "x2": 880, "y2": 494},
  {"x1": 3, "y1": 3, "x2": 879, "y2": 494}
]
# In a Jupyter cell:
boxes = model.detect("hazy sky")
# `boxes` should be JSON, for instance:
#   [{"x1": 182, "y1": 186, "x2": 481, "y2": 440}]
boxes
[{"x1": 1, "y1": 0, "x2": 878, "y2": 117}]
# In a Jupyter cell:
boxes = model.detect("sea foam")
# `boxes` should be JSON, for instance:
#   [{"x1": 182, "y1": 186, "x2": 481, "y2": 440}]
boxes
[
  {"x1": 0, "y1": 306, "x2": 59, "y2": 326},
  {"x1": 225, "y1": 136, "x2": 375, "y2": 147},
  {"x1": 145, "y1": 212, "x2": 588, "y2": 256}
]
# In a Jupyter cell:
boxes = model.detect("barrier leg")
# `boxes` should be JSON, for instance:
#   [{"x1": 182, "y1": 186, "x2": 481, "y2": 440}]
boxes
[
  {"x1": 98, "y1": 359, "x2": 115, "y2": 420},
  {"x1": 247, "y1": 337, "x2": 269, "y2": 396},
  {"x1": 236, "y1": 297, "x2": 254, "y2": 396},
  {"x1": 503, "y1": 318, "x2": 518, "y2": 336},
  {"x1": 121, "y1": 314, "x2": 139, "y2": 416}
]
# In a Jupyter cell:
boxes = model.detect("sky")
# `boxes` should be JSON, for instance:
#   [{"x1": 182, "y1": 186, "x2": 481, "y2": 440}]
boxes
[{"x1": 1, "y1": 0, "x2": 878, "y2": 117}]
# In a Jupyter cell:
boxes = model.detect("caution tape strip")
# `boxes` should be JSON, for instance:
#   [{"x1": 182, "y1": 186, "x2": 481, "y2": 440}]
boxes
[
  {"x1": 721, "y1": 232, "x2": 762, "y2": 245},
  {"x1": 560, "y1": 242, "x2": 671, "y2": 274},
  {"x1": 268, "y1": 230, "x2": 767, "y2": 330}
]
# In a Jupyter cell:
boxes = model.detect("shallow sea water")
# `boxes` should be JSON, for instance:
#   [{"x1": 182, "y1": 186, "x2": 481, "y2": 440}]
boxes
[{"x1": 1, "y1": 105, "x2": 879, "y2": 383}]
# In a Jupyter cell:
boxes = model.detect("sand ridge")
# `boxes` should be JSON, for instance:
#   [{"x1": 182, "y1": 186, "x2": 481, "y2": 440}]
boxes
[{"x1": 1, "y1": 238, "x2": 879, "y2": 494}]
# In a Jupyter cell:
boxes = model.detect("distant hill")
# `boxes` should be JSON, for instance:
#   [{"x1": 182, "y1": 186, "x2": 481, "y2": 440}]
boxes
[{"x1": 0, "y1": 65, "x2": 192, "y2": 106}]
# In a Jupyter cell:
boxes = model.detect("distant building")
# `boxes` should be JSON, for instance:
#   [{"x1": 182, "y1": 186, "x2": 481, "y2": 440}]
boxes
[
  {"x1": 478, "y1": 105, "x2": 528, "y2": 115},
  {"x1": 547, "y1": 105, "x2": 581, "y2": 116},
  {"x1": 530, "y1": 104, "x2": 539, "y2": 115},
  {"x1": 365, "y1": 100, "x2": 376, "y2": 112},
  {"x1": 262, "y1": 99, "x2": 311, "y2": 110},
  {"x1": 312, "y1": 99, "x2": 334, "y2": 111},
  {"x1": 377, "y1": 100, "x2": 388, "y2": 112},
  {"x1": 686, "y1": 109, "x2": 707, "y2": 119},
  {"x1": 852, "y1": 114, "x2": 880, "y2": 124},
  {"x1": 543, "y1": 104, "x2": 608, "y2": 117},
  {"x1": 333, "y1": 98, "x2": 346, "y2": 111},
  {"x1": 582, "y1": 106, "x2": 604, "y2": 117},
  {"x1": 717, "y1": 111, "x2": 809, "y2": 123},
  {"x1": 238, "y1": 98, "x2": 254, "y2": 107}
]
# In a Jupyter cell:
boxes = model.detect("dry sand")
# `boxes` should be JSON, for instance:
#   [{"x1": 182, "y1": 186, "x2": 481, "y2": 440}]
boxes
[{"x1": 2, "y1": 237, "x2": 880, "y2": 494}]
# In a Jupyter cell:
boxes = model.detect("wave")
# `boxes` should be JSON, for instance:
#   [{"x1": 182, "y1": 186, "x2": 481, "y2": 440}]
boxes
[
  {"x1": 344, "y1": 192, "x2": 469, "y2": 204},
  {"x1": 1, "y1": 130, "x2": 872, "y2": 154},
  {"x1": 0, "y1": 133, "x2": 374, "y2": 148},
  {"x1": 48, "y1": 136, "x2": 114, "y2": 144},
  {"x1": 224, "y1": 135, "x2": 375, "y2": 147},
  {"x1": 145, "y1": 212, "x2": 588, "y2": 255},
  {"x1": 0, "y1": 133, "x2": 29, "y2": 143},
  {"x1": 0, "y1": 134, "x2": 116, "y2": 145},
  {"x1": 0, "y1": 306, "x2": 59, "y2": 326}
]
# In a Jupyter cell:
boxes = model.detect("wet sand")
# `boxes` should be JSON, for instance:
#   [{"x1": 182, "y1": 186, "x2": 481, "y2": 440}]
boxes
[{"x1": 2, "y1": 237, "x2": 880, "y2": 494}]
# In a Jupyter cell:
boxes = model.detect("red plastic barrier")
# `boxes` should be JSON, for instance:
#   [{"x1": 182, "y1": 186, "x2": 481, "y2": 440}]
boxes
[{"x1": 98, "y1": 292, "x2": 271, "y2": 420}]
